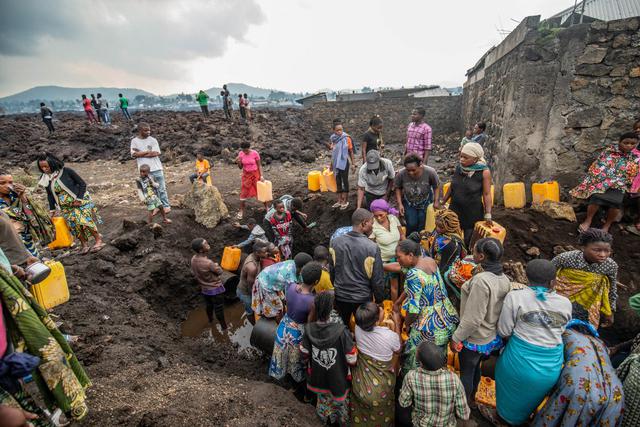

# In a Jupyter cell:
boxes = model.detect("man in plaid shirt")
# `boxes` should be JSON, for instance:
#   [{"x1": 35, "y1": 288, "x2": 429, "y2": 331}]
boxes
[
  {"x1": 405, "y1": 107, "x2": 433, "y2": 164},
  {"x1": 399, "y1": 341, "x2": 470, "y2": 426}
]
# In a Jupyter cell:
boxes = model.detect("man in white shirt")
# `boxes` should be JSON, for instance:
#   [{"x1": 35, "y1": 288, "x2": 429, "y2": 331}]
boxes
[{"x1": 130, "y1": 122, "x2": 170, "y2": 211}]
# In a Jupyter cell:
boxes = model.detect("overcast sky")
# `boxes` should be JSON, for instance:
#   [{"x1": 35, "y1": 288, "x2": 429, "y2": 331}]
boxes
[{"x1": 0, "y1": 0, "x2": 571, "y2": 97}]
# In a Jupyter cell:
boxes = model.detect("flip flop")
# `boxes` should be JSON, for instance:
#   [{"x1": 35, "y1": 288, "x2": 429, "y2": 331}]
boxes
[
  {"x1": 90, "y1": 243, "x2": 106, "y2": 253},
  {"x1": 80, "y1": 246, "x2": 91, "y2": 255},
  {"x1": 577, "y1": 224, "x2": 589, "y2": 234},
  {"x1": 236, "y1": 212, "x2": 243, "y2": 220},
  {"x1": 163, "y1": 219, "x2": 173, "y2": 224}
]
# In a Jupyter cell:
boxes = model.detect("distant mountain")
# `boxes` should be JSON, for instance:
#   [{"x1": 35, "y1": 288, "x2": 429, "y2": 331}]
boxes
[{"x1": 0, "y1": 85, "x2": 156, "y2": 103}]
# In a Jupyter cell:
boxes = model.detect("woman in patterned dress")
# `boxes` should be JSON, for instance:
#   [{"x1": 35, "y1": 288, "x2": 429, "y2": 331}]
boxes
[
  {"x1": 571, "y1": 132, "x2": 639, "y2": 233},
  {"x1": 393, "y1": 239, "x2": 458, "y2": 375},
  {"x1": 533, "y1": 320, "x2": 624, "y2": 426},
  {"x1": 0, "y1": 173, "x2": 54, "y2": 257},
  {"x1": 551, "y1": 228, "x2": 618, "y2": 329},
  {"x1": 36, "y1": 153, "x2": 104, "y2": 254}
]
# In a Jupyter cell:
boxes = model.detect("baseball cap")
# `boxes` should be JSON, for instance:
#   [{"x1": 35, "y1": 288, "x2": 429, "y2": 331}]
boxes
[{"x1": 366, "y1": 150, "x2": 381, "y2": 170}]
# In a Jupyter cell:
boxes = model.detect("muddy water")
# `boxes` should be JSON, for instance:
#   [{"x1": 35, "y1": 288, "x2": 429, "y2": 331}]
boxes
[{"x1": 181, "y1": 301, "x2": 253, "y2": 351}]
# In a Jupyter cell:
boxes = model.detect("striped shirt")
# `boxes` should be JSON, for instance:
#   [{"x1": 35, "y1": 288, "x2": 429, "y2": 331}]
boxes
[
  {"x1": 406, "y1": 122, "x2": 432, "y2": 158},
  {"x1": 399, "y1": 367, "x2": 470, "y2": 427}
]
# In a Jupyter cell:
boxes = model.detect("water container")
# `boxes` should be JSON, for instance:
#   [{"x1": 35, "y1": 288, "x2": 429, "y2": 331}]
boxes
[
  {"x1": 323, "y1": 169, "x2": 337, "y2": 193},
  {"x1": 220, "y1": 246, "x2": 242, "y2": 271},
  {"x1": 250, "y1": 317, "x2": 278, "y2": 355},
  {"x1": 31, "y1": 261, "x2": 69, "y2": 310},
  {"x1": 257, "y1": 180, "x2": 273, "y2": 203},
  {"x1": 424, "y1": 204, "x2": 436, "y2": 232},
  {"x1": 532, "y1": 181, "x2": 560, "y2": 205},
  {"x1": 503, "y1": 182, "x2": 526, "y2": 209},
  {"x1": 469, "y1": 220, "x2": 507, "y2": 249},
  {"x1": 442, "y1": 182, "x2": 451, "y2": 197},
  {"x1": 48, "y1": 217, "x2": 74, "y2": 250},
  {"x1": 476, "y1": 377, "x2": 497, "y2": 408},
  {"x1": 319, "y1": 172, "x2": 328, "y2": 192},
  {"x1": 307, "y1": 171, "x2": 322, "y2": 192},
  {"x1": 205, "y1": 175, "x2": 212, "y2": 186}
]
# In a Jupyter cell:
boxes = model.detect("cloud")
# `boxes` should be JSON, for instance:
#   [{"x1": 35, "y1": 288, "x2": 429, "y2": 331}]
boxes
[{"x1": 0, "y1": 0, "x2": 265, "y2": 94}]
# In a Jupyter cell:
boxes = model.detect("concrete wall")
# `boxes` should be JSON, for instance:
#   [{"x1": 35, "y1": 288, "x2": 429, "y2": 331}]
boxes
[
  {"x1": 463, "y1": 16, "x2": 640, "y2": 199},
  {"x1": 308, "y1": 96, "x2": 463, "y2": 146}
]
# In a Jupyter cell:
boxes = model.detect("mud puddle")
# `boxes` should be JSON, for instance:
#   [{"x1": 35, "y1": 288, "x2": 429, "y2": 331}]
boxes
[{"x1": 181, "y1": 301, "x2": 253, "y2": 352}]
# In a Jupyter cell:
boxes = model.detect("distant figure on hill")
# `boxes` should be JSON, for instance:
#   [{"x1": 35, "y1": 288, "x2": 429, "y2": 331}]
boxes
[
  {"x1": 39, "y1": 102, "x2": 54, "y2": 134},
  {"x1": 118, "y1": 93, "x2": 131, "y2": 120},
  {"x1": 472, "y1": 122, "x2": 488, "y2": 145},
  {"x1": 238, "y1": 94, "x2": 247, "y2": 122},
  {"x1": 221, "y1": 90, "x2": 231, "y2": 120},
  {"x1": 96, "y1": 93, "x2": 110, "y2": 126},
  {"x1": 405, "y1": 107, "x2": 432, "y2": 165},
  {"x1": 90, "y1": 94, "x2": 101, "y2": 123},
  {"x1": 243, "y1": 93, "x2": 252, "y2": 121},
  {"x1": 196, "y1": 90, "x2": 209, "y2": 116},
  {"x1": 81, "y1": 94, "x2": 97, "y2": 124}
]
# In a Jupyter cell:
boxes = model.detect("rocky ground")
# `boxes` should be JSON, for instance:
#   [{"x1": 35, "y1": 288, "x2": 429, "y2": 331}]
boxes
[{"x1": 2, "y1": 111, "x2": 639, "y2": 426}]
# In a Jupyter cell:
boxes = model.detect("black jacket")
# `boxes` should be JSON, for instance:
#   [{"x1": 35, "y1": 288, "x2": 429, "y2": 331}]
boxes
[{"x1": 44, "y1": 167, "x2": 87, "y2": 210}]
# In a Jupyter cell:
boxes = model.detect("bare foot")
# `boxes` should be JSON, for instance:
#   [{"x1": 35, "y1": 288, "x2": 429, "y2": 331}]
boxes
[
  {"x1": 163, "y1": 218, "x2": 172, "y2": 224},
  {"x1": 578, "y1": 222, "x2": 590, "y2": 233}
]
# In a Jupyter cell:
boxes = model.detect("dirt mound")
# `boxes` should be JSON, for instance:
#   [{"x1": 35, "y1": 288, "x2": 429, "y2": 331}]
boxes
[{"x1": 0, "y1": 109, "x2": 326, "y2": 169}]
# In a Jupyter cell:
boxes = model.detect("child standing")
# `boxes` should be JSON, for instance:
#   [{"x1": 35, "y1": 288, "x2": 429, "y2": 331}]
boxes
[
  {"x1": 136, "y1": 164, "x2": 171, "y2": 224},
  {"x1": 301, "y1": 291, "x2": 357, "y2": 426},
  {"x1": 313, "y1": 245, "x2": 334, "y2": 293},
  {"x1": 243, "y1": 93, "x2": 252, "y2": 121},
  {"x1": 269, "y1": 199, "x2": 294, "y2": 260},
  {"x1": 399, "y1": 341, "x2": 470, "y2": 426},
  {"x1": 330, "y1": 120, "x2": 356, "y2": 210},
  {"x1": 189, "y1": 152, "x2": 211, "y2": 184},
  {"x1": 190, "y1": 238, "x2": 227, "y2": 330}
]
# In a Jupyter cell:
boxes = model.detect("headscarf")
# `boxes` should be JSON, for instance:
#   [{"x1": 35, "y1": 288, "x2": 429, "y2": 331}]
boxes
[
  {"x1": 434, "y1": 209, "x2": 464, "y2": 242},
  {"x1": 459, "y1": 142, "x2": 489, "y2": 177},
  {"x1": 369, "y1": 198, "x2": 399, "y2": 216}
]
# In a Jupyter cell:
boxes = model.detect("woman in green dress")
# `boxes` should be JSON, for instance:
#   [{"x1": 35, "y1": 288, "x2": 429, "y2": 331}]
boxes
[{"x1": 36, "y1": 153, "x2": 104, "y2": 253}]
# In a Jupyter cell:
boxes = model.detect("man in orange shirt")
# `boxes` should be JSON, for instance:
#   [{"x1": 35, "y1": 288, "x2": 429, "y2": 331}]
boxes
[{"x1": 189, "y1": 152, "x2": 211, "y2": 184}]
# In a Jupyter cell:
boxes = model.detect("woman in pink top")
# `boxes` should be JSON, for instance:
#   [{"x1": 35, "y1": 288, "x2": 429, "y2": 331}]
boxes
[{"x1": 235, "y1": 141, "x2": 265, "y2": 219}]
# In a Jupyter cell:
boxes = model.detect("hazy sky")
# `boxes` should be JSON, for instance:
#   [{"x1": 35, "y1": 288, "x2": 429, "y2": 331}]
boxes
[{"x1": 0, "y1": 0, "x2": 570, "y2": 97}]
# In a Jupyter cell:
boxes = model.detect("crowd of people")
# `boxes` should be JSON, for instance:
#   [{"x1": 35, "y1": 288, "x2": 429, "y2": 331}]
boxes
[
  {"x1": 1, "y1": 100, "x2": 640, "y2": 426},
  {"x1": 183, "y1": 112, "x2": 640, "y2": 426}
]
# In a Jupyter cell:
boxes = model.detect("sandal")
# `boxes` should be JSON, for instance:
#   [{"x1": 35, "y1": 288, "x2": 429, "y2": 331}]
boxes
[
  {"x1": 577, "y1": 223, "x2": 590, "y2": 234},
  {"x1": 331, "y1": 202, "x2": 341, "y2": 208},
  {"x1": 339, "y1": 202, "x2": 350, "y2": 210},
  {"x1": 236, "y1": 212, "x2": 243, "y2": 220},
  {"x1": 80, "y1": 246, "x2": 91, "y2": 255},
  {"x1": 90, "y1": 243, "x2": 106, "y2": 253}
]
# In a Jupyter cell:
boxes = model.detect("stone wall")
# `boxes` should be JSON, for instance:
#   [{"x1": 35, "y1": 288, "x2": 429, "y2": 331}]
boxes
[
  {"x1": 307, "y1": 96, "x2": 462, "y2": 146},
  {"x1": 463, "y1": 16, "x2": 640, "y2": 200}
]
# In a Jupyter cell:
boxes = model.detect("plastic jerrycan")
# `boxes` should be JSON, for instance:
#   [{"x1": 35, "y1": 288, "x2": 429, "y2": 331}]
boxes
[
  {"x1": 31, "y1": 261, "x2": 70, "y2": 310},
  {"x1": 472, "y1": 220, "x2": 507, "y2": 244},
  {"x1": 220, "y1": 246, "x2": 242, "y2": 271},
  {"x1": 424, "y1": 204, "x2": 436, "y2": 232},
  {"x1": 532, "y1": 181, "x2": 560, "y2": 205},
  {"x1": 48, "y1": 217, "x2": 74, "y2": 250},
  {"x1": 205, "y1": 175, "x2": 213, "y2": 186},
  {"x1": 503, "y1": 182, "x2": 526, "y2": 209},
  {"x1": 307, "y1": 171, "x2": 322, "y2": 191},
  {"x1": 323, "y1": 169, "x2": 338, "y2": 193},
  {"x1": 257, "y1": 180, "x2": 273, "y2": 203},
  {"x1": 319, "y1": 171, "x2": 328, "y2": 192}
]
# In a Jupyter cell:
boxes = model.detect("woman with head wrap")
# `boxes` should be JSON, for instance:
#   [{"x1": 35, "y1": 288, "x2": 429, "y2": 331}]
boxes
[
  {"x1": 369, "y1": 199, "x2": 404, "y2": 301},
  {"x1": 423, "y1": 210, "x2": 467, "y2": 291},
  {"x1": 493, "y1": 259, "x2": 572, "y2": 425},
  {"x1": 441, "y1": 142, "x2": 493, "y2": 248}
]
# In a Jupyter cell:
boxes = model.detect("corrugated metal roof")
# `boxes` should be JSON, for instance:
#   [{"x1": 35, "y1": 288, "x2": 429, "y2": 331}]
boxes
[{"x1": 552, "y1": 0, "x2": 640, "y2": 24}]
